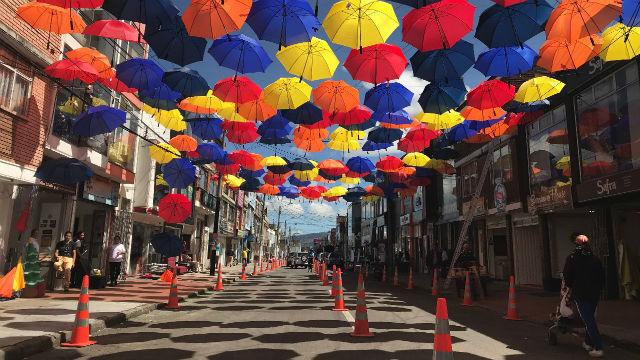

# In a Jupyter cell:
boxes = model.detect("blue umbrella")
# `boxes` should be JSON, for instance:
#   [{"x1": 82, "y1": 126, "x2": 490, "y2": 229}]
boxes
[
  {"x1": 116, "y1": 58, "x2": 164, "y2": 91},
  {"x1": 144, "y1": 16, "x2": 206, "y2": 66},
  {"x1": 346, "y1": 156, "x2": 375, "y2": 174},
  {"x1": 163, "y1": 68, "x2": 210, "y2": 97},
  {"x1": 410, "y1": 40, "x2": 475, "y2": 82},
  {"x1": 474, "y1": 45, "x2": 537, "y2": 77},
  {"x1": 188, "y1": 116, "x2": 223, "y2": 140},
  {"x1": 150, "y1": 232, "x2": 183, "y2": 257},
  {"x1": 102, "y1": 0, "x2": 179, "y2": 25},
  {"x1": 364, "y1": 83, "x2": 413, "y2": 113},
  {"x1": 213, "y1": 153, "x2": 232, "y2": 165},
  {"x1": 138, "y1": 83, "x2": 181, "y2": 101},
  {"x1": 240, "y1": 177, "x2": 262, "y2": 192},
  {"x1": 281, "y1": 103, "x2": 324, "y2": 125},
  {"x1": 622, "y1": 0, "x2": 640, "y2": 26},
  {"x1": 504, "y1": 100, "x2": 549, "y2": 113},
  {"x1": 368, "y1": 127, "x2": 403, "y2": 143},
  {"x1": 415, "y1": 167, "x2": 436, "y2": 177},
  {"x1": 196, "y1": 143, "x2": 225, "y2": 162},
  {"x1": 239, "y1": 168, "x2": 266, "y2": 178},
  {"x1": 278, "y1": 185, "x2": 300, "y2": 199},
  {"x1": 258, "y1": 113, "x2": 293, "y2": 138},
  {"x1": 475, "y1": 0, "x2": 553, "y2": 47},
  {"x1": 71, "y1": 106, "x2": 126, "y2": 137},
  {"x1": 464, "y1": 118, "x2": 503, "y2": 131},
  {"x1": 209, "y1": 34, "x2": 272, "y2": 74},
  {"x1": 418, "y1": 80, "x2": 467, "y2": 113},
  {"x1": 289, "y1": 175, "x2": 310, "y2": 187},
  {"x1": 162, "y1": 158, "x2": 196, "y2": 189},
  {"x1": 445, "y1": 123, "x2": 478, "y2": 143},
  {"x1": 35, "y1": 157, "x2": 93, "y2": 185},
  {"x1": 424, "y1": 147, "x2": 459, "y2": 160},
  {"x1": 372, "y1": 110, "x2": 413, "y2": 125},
  {"x1": 362, "y1": 141, "x2": 393, "y2": 151},
  {"x1": 342, "y1": 117, "x2": 377, "y2": 131},
  {"x1": 247, "y1": 0, "x2": 321, "y2": 47}
]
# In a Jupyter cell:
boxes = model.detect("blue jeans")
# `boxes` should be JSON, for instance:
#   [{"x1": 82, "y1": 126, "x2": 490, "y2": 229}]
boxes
[{"x1": 575, "y1": 299, "x2": 603, "y2": 350}]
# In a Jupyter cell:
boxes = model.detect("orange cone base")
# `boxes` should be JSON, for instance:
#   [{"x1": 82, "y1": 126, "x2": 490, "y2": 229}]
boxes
[
  {"x1": 62, "y1": 340, "x2": 96, "y2": 348},
  {"x1": 332, "y1": 307, "x2": 348, "y2": 312},
  {"x1": 350, "y1": 331, "x2": 374, "y2": 337},
  {"x1": 240, "y1": 274, "x2": 247, "y2": 280}
]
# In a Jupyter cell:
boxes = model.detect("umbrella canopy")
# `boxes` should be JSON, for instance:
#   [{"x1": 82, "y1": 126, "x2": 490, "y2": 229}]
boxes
[
  {"x1": 546, "y1": 0, "x2": 622, "y2": 42},
  {"x1": 99, "y1": 76, "x2": 137, "y2": 93},
  {"x1": 39, "y1": 0, "x2": 103, "y2": 8},
  {"x1": 71, "y1": 106, "x2": 126, "y2": 137},
  {"x1": 466, "y1": 79, "x2": 515, "y2": 110},
  {"x1": 622, "y1": 0, "x2": 640, "y2": 26},
  {"x1": 416, "y1": 110, "x2": 464, "y2": 130},
  {"x1": 179, "y1": 91, "x2": 224, "y2": 114},
  {"x1": 364, "y1": 82, "x2": 413, "y2": 113},
  {"x1": 163, "y1": 68, "x2": 209, "y2": 97},
  {"x1": 143, "y1": 16, "x2": 207, "y2": 66},
  {"x1": 149, "y1": 143, "x2": 181, "y2": 164},
  {"x1": 398, "y1": 124, "x2": 440, "y2": 152},
  {"x1": 324, "y1": 186, "x2": 348, "y2": 197},
  {"x1": 419, "y1": 80, "x2": 467, "y2": 113},
  {"x1": 327, "y1": 138, "x2": 360, "y2": 152},
  {"x1": 474, "y1": 45, "x2": 537, "y2": 77},
  {"x1": 17, "y1": 2, "x2": 86, "y2": 34},
  {"x1": 259, "y1": 184, "x2": 281, "y2": 195},
  {"x1": 158, "y1": 193, "x2": 192, "y2": 223},
  {"x1": 293, "y1": 136, "x2": 325, "y2": 152},
  {"x1": 238, "y1": 98, "x2": 277, "y2": 121},
  {"x1": 139, "y1": 83, "x2": 181, "y2": 103},
  {"x1": 65, "y1": 47, "x2": 113, "y2": 79},
  {"x1": 182, "y1": 0, "x2": 252, "y2": 39},
  {"x1": 224, "y1": 174, "x2": 245, "y2": 188},
  {"x1": 102, "y1": 0, "x2": 180, "y2": 24},
  {"x1": 376, "y1": 156, "x2": 404, "y2": 172},
  {"x1": 209, "y1": 34, "x2": 272, "y2": 74},
  {"x1": 410, "y1": 40, "x2": 475, "y2": 82},
  {"x1": 402, "y1": 0, "x2": 475, "y2": 51},
  {"x1": 461, "y1": 106, "x2": 507, "y2": 121},
  {"x1": 169, "y1": 135, "x2": 198, "y2": 152},
  {"x1": 239, "y1": 177, "x2": 262, "y2": 191},
  {"x1": 373, "y1": 110, "x2": 413, "y2": 125},
  {"x1": 262, "y1": 78, "x2": 312, "y2": 109},
  {"x1": 346, "y1": 156, "x2": 375, "y2": 176},
  {"x1": 162, "y1": 158, "x2": 196, "y2": 188},
  {"x1": 150, "y1": 232, "x2": 183, "y2": 257},
  {"x1": 228, "y1": 150, "x2": 262, "y2": 168},
  {"x1": 83, "y1": 20, "x2": 145, "y2": 43},
  {"x1": 362, "y1": 141, "x2": 393, "y2": 151},
  {"x1": 264, "y1": 171, "x2": 290, "y2": 185},
  {"x1": 312, "y1": 80, "x2": 360, "y2": 113},
  {"x1": 246, "y1": 0, "x2": 320, "y2": 47},
  {"x1": 146, "y1": 107, "x2": 186, "y2": 131},
  {"x1": 514, "y1": 76, "x2": 566, "y2": 102},
  {"x1": 290, "y1": 157, "x2": 315, "y2": 171},
  {"x1": 332, "y1": 106, "x2": 372, "y2": 127},
  {"x1": 600, "y1": 23, "x2": 640, "y2": 62},
  {"x1": 45, "y1": 59, "x2": 99, "y2": 84},
  {"x1": 276, "y1": 37, "x2": 339, "y2": 81},
  {"x1": 318, "y1": 159, "x2": 348, "y2": 176},
  {"x1": 368, "y1": 127, "x2": 403, "y2": 143},
  {"x1": 344, "y1": 43, "x2": 408, "y2": 84},
  {"x1": 116, "y1": 58, "x2": 164, "y2": 91},
  {"x1": 212, "y1": 76, "x2": 261, "y2": 104},
  {"x1": 281, "y1": 102, "x2": 324, "y2": 125},
  {"x1": 445, "y1": 122, "x2": 479, "y2": 142},
  {"x1": 223, "y1": 121, "x2": 259, "y2": 144},
  {"x1": 279, "y1": 185, "x2": 300, "y2": 198},
  {"x1": 475, "y1": 0, "x2": 552, "y2": 47},
  {"x1": 35, "y1": 157, "x2": 93, "y2": 185},
  {"x1": 424, "y1": 146, "x2": 459, "y2": 160},
  {"x1": 504, "y1": 99, "x2": 550, "y2": 113},
  {"x1": 537, "y1": 35, "x2": 602, "y2": 72},
  {"x1": 289, "y1": 175, "x2": 311, "y2": 187},
  {"x1": 323, "y1": 0, "x2": 399, "y2": 50},
  {"x1": 196, "y1": 143, "x2": 225, "y2": 162},
  {"x1": 261, "y1": 155, "x2": 288, "y2": 168}
]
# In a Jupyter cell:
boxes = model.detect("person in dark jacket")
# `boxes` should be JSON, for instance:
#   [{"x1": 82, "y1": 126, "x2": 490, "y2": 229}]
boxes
[{"x1": 563, "y1": 233, "x2": 605, "y2": 358}]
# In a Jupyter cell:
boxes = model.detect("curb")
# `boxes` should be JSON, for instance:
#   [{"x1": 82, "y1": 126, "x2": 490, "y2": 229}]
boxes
[{"x1": 0, "y1": 271, "x2": 245, "y2": 360}]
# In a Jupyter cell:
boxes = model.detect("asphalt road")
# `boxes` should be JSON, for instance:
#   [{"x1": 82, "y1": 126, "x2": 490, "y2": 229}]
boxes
[{"x1": 28, "y1": 268, "x2": 640, "y2": 360}]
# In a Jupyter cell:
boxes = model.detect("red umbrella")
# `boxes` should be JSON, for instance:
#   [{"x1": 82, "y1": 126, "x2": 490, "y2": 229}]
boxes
[
  {"x1": 228, "y1": 150, "x2": 258, "y2": 167},
  {"x1": 366, "y1": 185, "x2": 385, "y2": 197},
  {"x1": 583, "y1": 161, "x2": 616, "y2": 178},
  {"x1": 376, "y1": 156, "x2": 404, "y2": 172},
  {"x1": 215, "y1": 163, "x2": 241, "y2": 175},
  {"x1": 344, "y1": 44, "x2": 408, "y2": 84},
  {"x1": 39, "y1": 0, "x2": 103, "y2": 8},
  {"x1": 323, "y1": 196, "x2": 340, "y2": 202},
  {"x1": 402, "y1": 0, "x2": 476, "y2": 52},
  {"x1": 408, "y1": 177, "x2": 431, "y2": 187},
  {"x1": 222, "y1": 121, "x2": 259, "y2": 144},
  {"x1": 331, "y1": 106, "x2": 372, "y2": 127},
  {"x1": 301, "y1": 186, "x2": 323, "y2": 200},
  {"x1": 578, "y1": 107, "x2": 617, "y2": 135},
  {"x1": 547, "y1": 129, "x2": 569, "y2": 144},
  {"x1": 213, "y1": 76, "x2": 261, "y2": 104},
  {"x1": 83, "y1": 20, "x2": 145, "y2": 43},
  {"x1": 398, "y1": 124, "x2": 440, "y2": 152},
  {"x1": 388, "y1": 167, "x2": 416, "y2": 183},
  {"x1": 318, "y1": 159, "x2": 348, "y2": 177},
  {"x1": 466, "y1": 79, "x2": 515, "y2": 110},
  {"x1": 264, "y1": 171, "x2": 290, "y2": 186},
  {"x1": 98, "y1": 76, "x2": 137, "y2": 93},
  {"x1": 45, "y1": 59, "x2": 99, "y2": 83},
  {"x1": 158, "y1": 194, "x2": 192, "y2": 224},
  {"x1": 302, "y1": 113, "x2": 333, "y2": 129},
  {"x1": 503, "y1": 112, "x2": 525, "y2": 127}
]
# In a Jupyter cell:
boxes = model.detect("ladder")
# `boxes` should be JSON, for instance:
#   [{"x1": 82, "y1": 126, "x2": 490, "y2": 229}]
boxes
[{"x1": 443, "y1": 139, "x2": 497, "y2": 290}]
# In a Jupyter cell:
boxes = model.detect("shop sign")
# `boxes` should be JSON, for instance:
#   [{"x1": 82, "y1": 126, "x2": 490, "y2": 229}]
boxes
[
  {"x1": 38, "y1": 202, "x2": 61, "y2": 249},
  {"x1": 575, "y1": 168, "x2": 640, "y2": 202},
  {"x1": 528, "y1": 184, "x2": 572, "y2": 214},
  {"x1": 413, "y1": 188, "x2": 423, "y2": 212},
  {"x1": 494, "y1": 178, "x2": 507, "y2": 213},
  {"x1": 81, "y1": 175, "x2": 118, "y2": 205},
  {"x1": 400, "y1": 214, "x2": 410, "y2": 225}
]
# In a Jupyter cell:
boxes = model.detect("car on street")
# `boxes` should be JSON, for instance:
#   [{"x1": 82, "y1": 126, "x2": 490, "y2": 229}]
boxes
[{"x1": 287, "y1": 252, "x2": 309, "y2": 268}]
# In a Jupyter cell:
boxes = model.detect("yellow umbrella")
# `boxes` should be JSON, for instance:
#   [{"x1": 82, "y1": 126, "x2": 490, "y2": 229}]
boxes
[
  {"x1": 217, "y1": 102, "x2": 248, "y2": 122},
  {"x1": 555, "y1": 155, "x2": 571, "y2": 170},
  {"x1": 600, "y1": 23, "x2": 640, "y2": 62},
  {"x1": 143, "y1": 105, "x2": 186, "y2": 131},
  {"x1": 293, "y1": 160, "x2": 319, "y2": 181},
  {"x1": 362, "y1": 194, "x2": 379, "y2": 202},
  {"x1": 340, "y1": 175, "x2": 361, "y2": 185},
  {"x1": 403, "y1": 152, "x2": 431, "y2": 167},
  {"x1": 329, "y1": 127, "x2": 365, "y2": 141},
  {"x1": 276, "y1": 37, "x2": 340, "y2": 81},
  {"x1": 149, "y1": 143, "x2": 181, "y2": 164},
  {"x1": 262, "y1": 77, "x2": 312, "y2": 109},
  {"x1": 178, "y1": 90, "x2": 224, "y2": 114},
  {"x1": 58, "y1": 96, "x2": 107, "y2": 116},
  {"x1": 416, "y1": 110, "x2": 464, "y2": 130},
  {"x1": 260, "y1": 155, "x2": 287, "y2": 167},
  {"x1": 514, "y1": 76, "x2": 566, "y2": 103},
  {"x1": 323, "y1": 186, "x2": 348, "y2": 197},
  {"x1": 224, "y1": 174, "x2": 245, "y2": 188},
  {"x1": 327, "y1": 139, "x2": 360, "y2": 151},
  {"x1": 323, "y1": 0, "x2": 399, "y2": 50}
]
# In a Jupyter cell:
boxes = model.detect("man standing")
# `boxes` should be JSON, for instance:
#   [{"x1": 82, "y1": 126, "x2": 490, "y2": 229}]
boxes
[
  {"x1": 54, "y1": 231, "x2": 76, "y2": 292},
  {"x1": 241, "y1": 247, "x2": 249, "y2": 267},
  {"x1": 108, "y1": 236, "x2": 126, "y2": 286},
  {"x1": 563, "y1": 233, "x2": 605, "y2": 358}
]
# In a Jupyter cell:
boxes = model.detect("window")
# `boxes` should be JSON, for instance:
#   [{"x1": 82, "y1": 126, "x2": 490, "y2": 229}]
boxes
[
  {"x1": 0, "y1": 63, "x2": 31, "y2": 117},
  {"x1": 576, "y1": 63, "x2": 640, "y2": 180},
  {"x1": 458, "y1": 160, "x2": 479, "y2": 200},
  {"x1": 492, "y1": 143, "x2": 518, "y2": 205},
  {"x1": 527, "y1": 105, "x2": 570, "y2": 191},
  {"x1": 441, "y1": 174, "x2": 458, "y2": 219}
]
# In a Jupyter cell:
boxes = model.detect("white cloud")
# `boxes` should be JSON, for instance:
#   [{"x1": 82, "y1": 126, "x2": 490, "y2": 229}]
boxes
[
  {"x1": 309, "y1": 202, "x2": 336, "y2": 218},
  {"x1": 266, "y1": 199, "x2": 305, "y2": 217},
  {"x1": 396, "y1": 69, "x2": 429, "y2": 117}
]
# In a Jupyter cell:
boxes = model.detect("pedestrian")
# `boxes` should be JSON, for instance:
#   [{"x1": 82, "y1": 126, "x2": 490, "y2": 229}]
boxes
[
  {"x1": 225, "y1": 247, "x2": 234, "y2": 267},
  {"x1": 241, "y1": 247, "x2": 249, "y2": 267},
  {"x1": 108, "y1": 235, "x2": 126, "y2": 286},
  {"x1": 563, "y1": 233, "x2": 605, "y2": 358},
  {"x1": 71, "y1": 231, "x2": 88, "y2": 288},
  {"x1": 27, "y1": 229, "x2": 40, "y2": 253},
  {"x1": 53, "y1": 231, "x2": 76, "y2": 292}
]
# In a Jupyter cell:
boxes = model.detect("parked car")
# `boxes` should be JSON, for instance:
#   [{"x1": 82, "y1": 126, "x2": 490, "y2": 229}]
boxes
[{"x1": 287, "y1": 252, "x2": 309, "y2": 268}]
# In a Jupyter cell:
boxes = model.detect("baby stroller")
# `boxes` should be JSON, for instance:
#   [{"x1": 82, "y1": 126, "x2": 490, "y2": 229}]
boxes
[{"x1": 548, "y1": 281, "x2": 583, "y2": 345}]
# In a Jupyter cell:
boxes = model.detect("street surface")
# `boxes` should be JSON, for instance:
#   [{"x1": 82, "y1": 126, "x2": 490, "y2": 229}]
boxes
[{"x1": 28, "y1": 269, "x2": 640, "y2": 359}]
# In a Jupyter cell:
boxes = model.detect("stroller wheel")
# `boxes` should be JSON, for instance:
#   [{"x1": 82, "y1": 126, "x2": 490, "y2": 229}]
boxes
[{"x1": 548, "y1": 330, "x2": 558, "y2": 346}]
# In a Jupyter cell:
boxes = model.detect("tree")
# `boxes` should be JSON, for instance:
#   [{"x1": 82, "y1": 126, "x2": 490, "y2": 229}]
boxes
[{"x1": 23, "y1": 243, "x2": 42, "y2": 287}]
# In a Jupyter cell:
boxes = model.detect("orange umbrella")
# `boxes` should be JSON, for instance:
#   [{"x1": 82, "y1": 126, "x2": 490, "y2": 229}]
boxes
[
  {"x1": 312, "y1": 80, "x2": 360, "y2": 113},
  {"x1": 537, "y1": 35, "x2": 602, "y2": 72},
  {"x1": 293, "y1": 137, "x2": 325, "y2": 152},
  {"x1": 65, "y1": 47, "x2": 114, "y2": 78},
  {"x1": 480, "y1": 121, "x2": 511, "y2": 138},
  {"x1": 264, "y1": 171, "x2": 290, "y2": 186},
  {"x1": 259, "y1": 184, "x2": 280, "y2": 195},
  {"x1": 380, "y1": 117, "x2": 420, "y2": 129},
  {"x1": 293, "y1": 126, "x2": 329, "y2": 140},
  {"x1": 17, "y1": 2, "x2": 86, "y2": 34},
  {"x1": 546, "y1": 0, "x2": 622, "y2": 42},
  {"x1": 169, "y1": 135, "x2": 198, "y2": 152},
  {"x1": 181, "y1": 0, "x2": 252, "y2": 39},
  {"x1": 237, "y1": 98, "x2": 276, "y2": 121},
  {"x1": 461, "y1": 106, "x2": 506, "y2": 121}
]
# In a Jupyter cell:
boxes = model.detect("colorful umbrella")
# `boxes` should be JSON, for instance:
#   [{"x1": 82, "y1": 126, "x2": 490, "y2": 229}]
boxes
[
  {"x1": 259, "y1": 184, "x2": 281, "y2": 195},
  {"x1": 466, "y1": 79, "x2": 515, "y2": 110},
  {"x1": 35, "y1": 158, "x2": 92, "y2": 185},
  {"x1": 398, "y1": 124, "x2": 439, "y2": 152},
  {"x1": 261, "y1": 155, "x2": 288, "y2": 168},
  {"x1": 445, "y1": 122, "x2": 479, "y2": 142},
  {"x1": 213, "y1": 76, "x2": 261, "y2": 104},
  {"x1": 262, "y1": 78, "x2": 312, "y2": 109},
  {"x1": 17, "y1": 2, "x2": 86, "y2": 35},
  {"x1": 71, "y1": 106, "x2": 126, "y2": 136},
  {"x1": 293, "y1": 136, "x2": 325, "y2": 152},
  {"x1": 537, "y1": 35, "x2": 602, "y2": 72},
  {"x1": 264, "y1": 171, "x2": 291, "y2": 186},
  {"x1": 258, "y1": 113, "x2": 293, "y2": 141},
  {"x1": 238, "y1": 98, "x2": 277, "y2": 121},
  {"x1": 39, "y1": 0, "x2": 103, "y2": 7},
  {"x1": 158, "y1": 193, "x2": 192, "y2": 223},
  {"x1": 318, "y1": 159, "x2": 348, "y2": 177},
  {"x1": 474, "y1": 45, "x2": 537, "y2": 77},
  {"x1": 217, "y1": 102, "x2": 248, "y2": 122},
  {"x1": 145, "y1": 107, "x2": 186, "y2": 131},
  {"x1": 224, "y1": 175, "x2": 246, "y2": 188},
  {"x1": 364, "y1": 82, "x2": 413, "y2": 113},
  {"x1": 169, "y1": 135, "x2": 198, "y2": 152},
  {"x1": 182, "y1": 0, "x2": 252, "y2": 39},
  {"x1": 327, "y1": 138, "x2": 360, "y2": 152},
  {"x1": 403, "y1": 0, "x2": 475, "y2": 51},
  {"x1": 332, "y1": 106, "x2": 372, "y2": 127},
  {"x1": 416, "y1": 110, "x2": 464, "y2": 130},
  {"x1": 246, "y1": 0, "x2": 320, "y2": 47},
  {"x1": 368, "y1": 127, "x2": 403, "y2": 144},
  {"x1": 418, "y1": 80, "x2": 467, "y2": 113},
  {"x1": 546, "y1": 0, "x2": 622, "y2": 42},
  {"x1": 312, "y1": 80, "x2": 360, "y2": 113},
  {"x1": 209, "y1": 34, "x2": 271, "y2": 74},
  {"x1": 179, "y1": 90, "x2": 224, "y2": 114},
  {"x1": 600, "y1": 23, "x2": 640, "y2": 62},
  {"x1": 163, "y1": 67, "x2": 209, "y2": 97},
  {"x1": 514, "y1": 76, "x2": 566, "y2": 103},
  {"x1": 324, "y1": 186, "x2": 348, "y2": 197},
  {"x1": 475, "y1": 0, "x2": 552, "y2": 47},
  {"x1": 373, "y1": 110, "x2": 413, "y2": 125},
  {"x1": 162, "y1": 158, "x2": 196, "y2": 189},
  {"x1": 622, "y1": 0, "x2": 640, "y2": 26},
  {"x1": 461, "y1": 106, "x2": 507, "y2": 121},
  {"x1": 143, "y1": 16, "x2": 207, "y2": 66},
  {"x1": 346, "y1": 156, "x2": 375, "y2": 176},
  {"x1": 362, "y1": 141, "x2": 393, "y2": 151},
  {"x1": 139, "y1": 83, "x2": 181, "y2": 104},
  {"x1": 116, "y1": 58, "x2": 164, "y2": 91},
  {"x1": 376, "y1": 156, "x2": 404, "y2": 172},
  {"x1": 196, "y1": 143, "x2": 225, "y2": 162},
  {"x1": 344, "y1": 43, "x2": 408, "y2": 84},
  {"x1": 290, "y1": 157, "x2": 315, "y2": 171},
  {"x1": 223, "y1": 121, "x2": 259, "y2": 144},
  {"x1": 149, "y1": 143, "x2": 181, "y2": 164},
  {"x1": 99, "y1": 76, "x2": 137, "y2": 93},
  {"x1": 65, "y1": 47, "x2": 113, "y2": 79},
  {"x1": 323, "y1": 0, "x2": 399, "y2": 50},
  {"x1": 83, "y1": 19, "x2": 145, "y2": 43},
  {"x1": 102, "y1": 0, "x2": 180, "y2": 24},
  {"x1": 410, "y1": 40, "x2": 475, "y2": 82},
  {"x1": 281, "y1": 102, "x2": 324, "y2": 126},
  {"x1": 276, "y1": 37, "x2": 339, "y2": 81},
  {"x1": 45, "y1": 59, "x2": 99, "y2": 84}
]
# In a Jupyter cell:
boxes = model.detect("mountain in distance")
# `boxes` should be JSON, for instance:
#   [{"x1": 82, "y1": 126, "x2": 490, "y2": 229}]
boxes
[{"x1": 291, "y1": 232, "x2": 328, "y2": 248}]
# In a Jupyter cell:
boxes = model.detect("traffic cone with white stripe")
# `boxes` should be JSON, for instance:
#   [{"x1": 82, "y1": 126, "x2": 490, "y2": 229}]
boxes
[
  {"x1": 433, "y1": 298, "x2": 454, "y2": 359},
  {"x1": 215, "y1": 262, "x2": 225, "y2": 291},
  {"x1": 393, "y1": 266, "x2": 399, "y2": 286},
  {"x1": 431, "y1": 270, "x2": 439, "y2": 296},
  {"x1": 240, "y1": 264, "x2": 248, "y2": 280},
  {"x1": 167, "y1": 271, "x2": 179, "y2": 309},
  {"x1": 406, "y1": 267, "x2": 414, "y2": 290},
  {"x1": 332, "y1": 268, "x2": 348, "y2": 311},
  {"x1": 62, "y1": 275, "x2": 96, "y2": 347},
  {"x1": 504, "y1": 275, "x2": 521, "y2": 320},
  {"x1": 350, "y1": 271, "x2": 374, "y2": 337},
  {"x1": 462, "y1": 271, "x2": 472, "y2": 306}
]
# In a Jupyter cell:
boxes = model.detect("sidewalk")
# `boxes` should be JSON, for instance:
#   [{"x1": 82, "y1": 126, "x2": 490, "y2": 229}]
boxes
[{"x1": 0, "y1": 263, "x2": 249, "y2": 360}]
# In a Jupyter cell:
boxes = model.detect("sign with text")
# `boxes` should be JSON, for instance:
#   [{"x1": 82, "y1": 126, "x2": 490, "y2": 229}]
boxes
[
  {"x1": 576, "y1": 168, "x2": 640, "y2": 202},
  {"x1": 528, "y1": 184, "x2": 572, "y2": 214}
]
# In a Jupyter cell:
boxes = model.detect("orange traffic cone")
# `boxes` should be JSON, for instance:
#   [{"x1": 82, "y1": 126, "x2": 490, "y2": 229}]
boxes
[
  {"x1": 393, "y1": 266, "x2": 399, "y2": 286},
  {"x1": 504, "y1": 275, "x2": 522, "y2": 320},
  {"x1": 462, "y1": 271, "x2": 472, "y2": 306},
  {"x1": 62, "y1": 275, "x2": 96, "y2": 347},
  {"x1": 322, "y1": 264, "x2": 330, "y2": 286},
  {"x1": 259, "y1": 260, "x2": 264, "y2": 274},
  {"x1": 159, "y1": 269, "x2": 173, "y2": 283},
  {"x1": 251, "y1": 261, "x2": 258, "y2": 276},
  {"x1": 319, "y1": 263, "x2": 325, "y2": 283},
  {"x1": 431, "y1": 270, "x2": 439, "y2": 296},
  {"x1": 350, "y1": 271, "x2": 374, "y2": 337},
  {"x1": 332, "y1": 268, "x2": 348, "y2": 311},
  {"x1": 433, "y1": 298, "x2": 454, "y2": 359},
  {"x1": 381, "y1": 264, "x2": 386, "y2": 283},
  {"x1": 167, "y1": 272, "x2": 179, "y2": 310},
  {"x1": 406, "y1": 267, "x2": 414, "y2": 290},
  {"x1": 215, "y1": 262, "x2": 225, "y2": 291},
  {"x1": 240, "y1": 264, "x2": 248, "y2": 280},
  {"x1": 331, "y1": 265, "x2": 338, "y2": 297}
]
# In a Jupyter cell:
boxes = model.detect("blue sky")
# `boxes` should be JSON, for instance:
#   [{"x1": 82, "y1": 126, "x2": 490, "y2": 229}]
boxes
[{"x1": 151, "y1": 0, "x2": 548, "y2": 235}]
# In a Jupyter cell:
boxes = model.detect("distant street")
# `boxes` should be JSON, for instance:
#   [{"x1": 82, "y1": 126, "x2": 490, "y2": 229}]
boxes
[{"x1": 27, "y1": 269, "x2": 638, "y2": 360}]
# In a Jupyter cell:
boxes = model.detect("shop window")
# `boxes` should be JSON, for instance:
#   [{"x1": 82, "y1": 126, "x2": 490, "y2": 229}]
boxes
[
  {"x1": 576, "y1": 62, "x2": 640, "y2": 180},
  {"x1": 492, "y1": 143, "x2": 517, "y2": 205},
  {"x1": 0, "y1": 62, "x2": 31, "y2": 117},
  {"x1": 458, "y1": 160, "x2": 479, "y2": 201},
  {"x1": 441, "y1": 174, "x2": 458, "y2": 219},
  {"x1": 528, "y1": 105, "x2": 571, "y2": 190}
]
